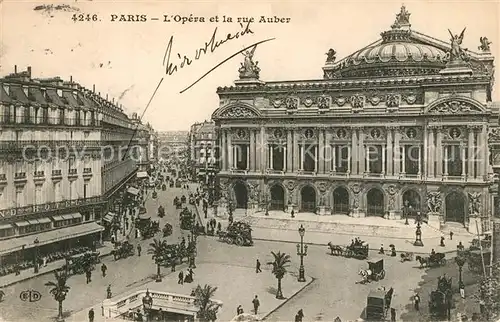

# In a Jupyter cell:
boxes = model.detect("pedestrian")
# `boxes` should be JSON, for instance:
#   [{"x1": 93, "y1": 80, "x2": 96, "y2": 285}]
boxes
[
  {"x1": 217, "y1": 222, "x2": 222, "y2": 232},
  {"x1": 237, "y1": 305, "x2": 244, "y2": 315},
  {"x1": 252, "y1": 295, "x2": 260, "y2": 315},
  {"x1": 125, "y1": 220, "x2": 129, "y2": 230},
  {"x1": 106, "y1": 285, "x2": 112, "y2": 299},
  {"x1": 459, "y1": 280, "x2": 465, "y2": 299},
  {"x1": 178, "y1": 271, "x2": 184, "y2": 284},
  {"x1": 379, "y1": 244, "x2": 385, "y2": 254},
  {"x1": 414, "y1": 293, "x2": 420, "y2": 311},
  {"x1": 390, "y1": 308, "x2": 396, "y2": 322},
  {"x1": 450, "y1": 231, "x2": 454, "y2": 240},
  {"x1": 256, "y1": 259, "x2": 262, "y2": 273},
  {"x1": 295, "y1": 309, "x2": 304, "y2": 322},
  {"x1": 291, "y1": 210, "x2": 295, "y2": 218},
  {"x1": 88, "y1": 308, "x2": 94, "y2": 322},
  {"x1": 480, "y1": 299, "x2": 485, "y2": 315},
  {"x1": 137, "y1": 244, "x2": 141, "y2": 256},
  {"x1": 42, "y1": 256, "x2": 47, "y2": 267},
  {"x1": 101, "y1": 263, "x2": 107, "y2": 277},
  {"x1": 390, "y1": 245, "x2": 396, "y2": 257},
  {"x1": 440, "y1": 236, "x2": 445, "y2": 247},
  {"x1": 86, "y1": 270, "x2": 92, "y2": 284},
  {"x1": 134, "y1": 228, "x2": 139, "y2": 239},
  {"x1": 457, "y1": 241, "x2": 465, "y2": 251},
  {"x1": 171, "y1": 259, "x2": 176, "y2": 272}
]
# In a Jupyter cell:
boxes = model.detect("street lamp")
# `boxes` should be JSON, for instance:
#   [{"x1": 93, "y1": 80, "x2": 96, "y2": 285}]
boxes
[
  {"x1": 142, "y1": 289, "x2": 153, "y2": 321},
  {"x1": 455, "y1": 255, "x2": 466, "y2": 285},
  {"x1": 414, "y1": 221, "x2": 424, "y2": 247},
  {"x1": 296, "y1": 225, "x2": 308, "y2": 282},
  {"x1": 33, "y1": 238, "x2": 40, "y2": 273},
  {"x1": 189, "y1": 215, "x2": 197, "y2": 269}
]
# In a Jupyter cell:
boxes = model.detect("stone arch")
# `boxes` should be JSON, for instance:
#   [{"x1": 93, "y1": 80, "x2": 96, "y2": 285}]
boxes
[
  {"x1": 211, "y1": 102, "x2": 263, "y2": 120},
  {"x1": 424, "y1": 96, "x2": 486, "y2": 114},
  {"x1": 269, "y1": 184, "x2": 286, "y2": 211},
  {"x1": 444, "y1": 188, "x2": 468, "y2": 225},
  {"x1": 332, "y1": 185, "x2": 350, "y2": 215},
  {"x1": 401, "y1": 188, "x2": 423, "y2": 217},
  {"x1": 299, "y1": 184, "x2": 317, "y2": 213},
  {"x1": 230, "y1": 179, "x2": 250, "y2": 209},
  {"x1": 366, "y1": 187, "x2": 385, "y2": 217}
]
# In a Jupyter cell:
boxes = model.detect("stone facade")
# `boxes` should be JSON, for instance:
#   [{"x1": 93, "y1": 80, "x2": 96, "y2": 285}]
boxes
[{"x1": 212, "y1": 6, "x2": 497, "y2": 234}]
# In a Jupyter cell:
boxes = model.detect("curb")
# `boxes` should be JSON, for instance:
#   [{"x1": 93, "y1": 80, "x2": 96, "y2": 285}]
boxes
[
  {"x1": 0, "y1": 250, "x2": 114, "y2": 288},
  {"x1": 262, "y1": 276, "x2": 316, "y2": 321}
]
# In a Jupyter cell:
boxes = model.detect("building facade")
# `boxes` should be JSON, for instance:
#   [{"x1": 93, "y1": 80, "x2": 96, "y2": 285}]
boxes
[
  {"x1": 0, "y1": 66, "x2": 144, "y2": 269},
  {"x1": 189, "y1": 121, "x2": 216, "y2": 180},
  {"x1": 212, "y1": 6, "x2": 497, "y2": 234},
  {"x1": 158, "y1": 131, "x2": 189, "y2": 160}
]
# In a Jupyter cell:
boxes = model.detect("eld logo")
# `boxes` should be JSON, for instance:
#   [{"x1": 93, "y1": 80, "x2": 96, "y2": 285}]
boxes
[{"x1": 19, "y1": 290, "x2": 41, "y2": 302}]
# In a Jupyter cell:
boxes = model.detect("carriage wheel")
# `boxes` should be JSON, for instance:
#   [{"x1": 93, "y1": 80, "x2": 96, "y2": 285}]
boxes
[
  {"x1": 380, "y1": 269, "x2": 386, "y2": 279},
  {"x1": 235, "y1": 236, "x2": 244, "y2": 247},
  {"x1": 440, "y1": 258, "x2": 447, "y2": 266},
  {"x1": 224, "y1": 236, "x2": 232, "y2": 244}
]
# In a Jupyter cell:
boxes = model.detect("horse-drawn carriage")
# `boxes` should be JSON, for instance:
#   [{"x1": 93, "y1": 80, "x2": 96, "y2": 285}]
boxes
[
  {"x1": 158, "y1": 205, "x2": 165, "y2": 218},
  {"x1": 400, "y1": 252, "x2": 414, "y2": 262},
  {"x1": 365, "y1": 287, "x2": 394, "y2": 321},
  {"x1": 152, "y1": 190, "x2": 158, "y2": 199},
  {"x1": 415, "y1": 252, "x2": 446, "y2": 268},
  {"x1": 180, "y1": 208, "x2": 195, "y2": 230},
  {"x1": 327, "y1": 240, "x2": 369, "y2": 260},
  {"x1": 163, "y1": 223, "x2": 173, "y2": 237},
  {"x1": 136, "y1": 217, "x2": 160, "y2": 239},
  {"x1": 112, "y1": 241, "x2": 135, "y2": 260},
  {"x1": 429, "y1": 275, "x2": 453, "y2": 320},
  {"x1": 358, "y1": 259, "x2": 385, "y2": 284},
  {"x1": 218, "y1": 221, "x2": 253, "y2": 246},
  {"x1": 63, "y1": 252, "x2": 100, "y2": 275}
]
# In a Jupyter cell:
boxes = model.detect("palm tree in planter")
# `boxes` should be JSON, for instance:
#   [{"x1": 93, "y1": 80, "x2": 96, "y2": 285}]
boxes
[
  {"x1": 45, "y1": 270, "x2": 70, "y2": 322},
  {"x1": 194, "y1": 284, "x2": 220, "y2": 322},
  {"x1": 148, "y1": 239, "x2": 167, "y2": 282},
  {"x1": 268, "y1": 251, "x2": 291, "y2": 300}
]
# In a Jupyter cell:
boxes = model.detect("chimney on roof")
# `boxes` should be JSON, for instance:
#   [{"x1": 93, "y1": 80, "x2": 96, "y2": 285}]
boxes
[
  {"x1": 112, "y1": 97, "x2": 115, "y2": 104},
  {"x1": 106, "y1": 94, "x2": 108, "y2": 100},
  {"x1": 70, "y1": 76, "x2": 73, "y2": 83},
  {"x1": 14, "y1": 65, "x2": 17, "y2": 73},
  {"x1": 27, "y1": 66, "x2": 31, "y2": 77},
  {"x1": 93, "y1": 84, "x2": 95, "y2": 93}
]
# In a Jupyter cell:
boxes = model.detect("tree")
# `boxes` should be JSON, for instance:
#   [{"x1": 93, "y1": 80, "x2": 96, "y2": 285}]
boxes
[
  {"x1": 147, "y1": 239, "x2": 167, "y2": 282},
  {"x1": 45, "y1": 270, "x2": 70, "y2": 322},
  {"x1": 476, "y1": 261, "x2": 500, "y2": 319},
  {"x1": 194, "y1": 284, "x2": 219, "y2": 322},
  {"x1": 268, "y1": 251, "x2": 291, "y2": 299}
]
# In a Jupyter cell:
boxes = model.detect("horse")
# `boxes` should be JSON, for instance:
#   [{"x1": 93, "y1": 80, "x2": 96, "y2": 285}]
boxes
[
  {"x1": 400, "y1": 252, "x2": 414, "y2": 262},
  {"x1": 415, "y1": 255, "x2": 430, "y2": 268},
  {"x1": 356, "y1": 269, "x2": 372, "y2": 284},
  {"x1": 327, "y1": 242, "x2": 344, "y2": 256}
]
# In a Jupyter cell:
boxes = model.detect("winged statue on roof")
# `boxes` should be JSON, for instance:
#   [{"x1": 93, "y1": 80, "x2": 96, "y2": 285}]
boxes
[
  {"x1": 478, "y1": 37, "x2": 492, "y2": 52},
  {"x1": 447, "y1": 28, "x2": 469, "y2": 62},
  {"x1": 239, "y1": 45, "x2": 260, "y2": 79}
]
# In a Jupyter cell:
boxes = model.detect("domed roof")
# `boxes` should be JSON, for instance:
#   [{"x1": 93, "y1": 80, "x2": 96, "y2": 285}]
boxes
[{"x1": 323, "y1": 6, "x2": 449, "y2": 79}]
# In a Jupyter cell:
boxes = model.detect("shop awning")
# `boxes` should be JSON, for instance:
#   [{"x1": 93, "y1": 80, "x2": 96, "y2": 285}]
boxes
[
  {"x1": 72, "y1": 213, "x2": 83, "y2": 219},
  {"x1": 52, "y1": 216, "x2": 64, "y2": 221},
  {"x1": 127, "y1": 187, "x2": 139, "y2": 195},
  {"x1": 27, "y1": 219, "x2": 40, "y2": 225},
  {"x1": 0, "y1": 223, "x2": 13, "y2": 230},
  {"x1": 38, "y1": 218, "x2": 52, "y2": 224},
  {"x1": 61, "y1": 214, "x2": 75, "y2": 220},
  {"x1": 137, "y1": 172, "x2": 149, "y2": 178},
  {"x1": 0, "y1": 221, "x2": 104, "y2": 256},
  {"x1": 102, "y1": 212, "x2": 117, "y2": 223},
  {"x1": 14, "y1": 221, "x2": 30, "y2": 227}
]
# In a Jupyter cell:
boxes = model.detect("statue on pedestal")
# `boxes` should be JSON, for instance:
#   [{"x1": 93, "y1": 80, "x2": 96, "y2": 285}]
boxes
[
  {"x1": 447, "y1": 28, "x2": 469, "y2": 62},
  {"x1": 468, "y1": 192, "x2": 482, "y2": 216},
  {"x1": 239, "y1": 45, "x2": 260, "y2": 79},
  {"x1": 325, "y1": 49, "x2": 336, "y2": 64},
  {"x1": 478, "y1": 37, "x2": 492, "y2": 52},
  {"x1": 427, "y1": 191, "x2": 442, "y2": 214}
]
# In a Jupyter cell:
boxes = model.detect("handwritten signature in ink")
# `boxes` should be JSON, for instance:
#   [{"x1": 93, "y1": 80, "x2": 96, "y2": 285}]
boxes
[{"x1": 162, "y1": 21, "x2": 275, "y2": 93}]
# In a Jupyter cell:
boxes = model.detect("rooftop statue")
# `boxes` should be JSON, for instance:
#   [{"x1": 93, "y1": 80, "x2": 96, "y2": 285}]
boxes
[
  {"x1": 447, "y1": 28, "x2": 469, "y2": 62},
  {"x1": 478, "y1": 37, "x2": 492, "y2": 52},
  {"x1": 325, "y1": 48, "x2": 336, "y2": 64},
  {"x1": 391, "y1": 5, "x2": 411, "y2": 29},
  {"x1": 239, "y1": 45, "x2": 260, "y2": 79}
]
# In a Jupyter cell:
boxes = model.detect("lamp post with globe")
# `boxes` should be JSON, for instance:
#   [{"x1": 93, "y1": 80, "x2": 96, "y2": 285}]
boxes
[
  {"x1": 296, "y1": 225, "x2": 308, "y2": 282},
  {"x1": 414, "y1": 221, "x2": 424, "y2": 247},
  {"x1": 455, "y1": 255, "x2": 466, "y2": 285}
]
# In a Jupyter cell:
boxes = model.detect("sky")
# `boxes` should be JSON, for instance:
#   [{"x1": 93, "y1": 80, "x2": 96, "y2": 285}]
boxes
[{"x1": 0, "y1": 0, "x2": 498, "y2": 131}]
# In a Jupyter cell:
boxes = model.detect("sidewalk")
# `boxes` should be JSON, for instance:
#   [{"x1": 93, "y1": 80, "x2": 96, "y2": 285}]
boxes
[{"x1": 0, "y1": 212, "x2": 136, "y2": 288}]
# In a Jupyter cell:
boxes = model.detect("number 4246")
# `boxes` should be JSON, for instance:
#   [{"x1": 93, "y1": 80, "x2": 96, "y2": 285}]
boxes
[{"x1": 72, "y1": 14, "x2": 99, "y2": 22}]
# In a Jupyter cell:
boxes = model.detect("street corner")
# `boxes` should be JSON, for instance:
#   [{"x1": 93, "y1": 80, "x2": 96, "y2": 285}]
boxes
[{"x1": 181, "y1": 263, "x2": 314, "y2": 321}]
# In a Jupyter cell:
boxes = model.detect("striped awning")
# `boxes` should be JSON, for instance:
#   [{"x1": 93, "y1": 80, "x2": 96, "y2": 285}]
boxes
[{"x1": 102, "y1": 212, "x2": 117, "y2": 223}]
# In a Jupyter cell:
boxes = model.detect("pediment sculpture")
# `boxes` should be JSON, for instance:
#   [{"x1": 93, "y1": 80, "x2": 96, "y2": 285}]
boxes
[
  {"x1": 488, "y1": 128, "x2": 500, "y2": 143},
  {"x1": 427, "y1": 191, "x2": 442, "y2": 214},
  {"x1": 219, "y1": 106, "x2": 258, "y2": 119},
  {"x1": 239, "y1": 45, "x2": 260, "y2": 79},
  {"x1": 428, "y1": 100, "x2": 481, "y2": 114}
]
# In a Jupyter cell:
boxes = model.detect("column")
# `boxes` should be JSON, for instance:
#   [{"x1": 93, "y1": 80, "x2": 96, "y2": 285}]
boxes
[
  {"x1": 386, "y1": 128, "x2": 393, "y2": 175},
  {"x1": 269, "y1": 145, "x2": 273, "y2": 170},
  {"x1": 221, "y1": 131, "x2": 226, "y2": 170},
  {"x1": 318, "y1": 129, "x2": 325, "y2": 173},
  {"x1": 259, "y1": 126, "x2": 265, "y2": 172},
  {"x1": 467, "y1": 126, "x2": 475, "y2": 179},
  {"x1": 332, "y1": 145, "x2": 336, "y2": 172},
  {"x1": 428, "y1": 128, "x2": 435, "y2": 177},
  {"x1": 444, "y1": 146, "x2": 449, "y2": 176},
  {"x1": 227, "y1": 130, "x2": 232, "y2": 170},
  {"x1": 283, "y1": 147, "x2": 287, "y2": 172},
  {"x1": 299, "y1": 145, "x2": 304, "y2": 170},
  {"x1": 255, "y1": 130, "x2": 261, "y2": 171},
  {"x1": 359, "y1": 129, "x2": 365, "y2": 174},
  {"x1": 393, "y1": 128, "x2": 401, "y2": 174},
  {"x1": 293, "y1": 131, "x2": 299, "y2": 172},
  {"x1": 436, "y1": 127, "x2": 443, "y2": 177},
  {"x1": 347, "y1": 146, "x2": 351, "y2": 173},
  {"x1": 249, "y1": 130, "x2": 255, "y2": 171},
  {"x1": 461, "y1": 143, "x2": 466, "y2": 177},
  {"x1": 365, "y1": 145, "x2": 370, "y2": 173},
  {"x1": 382, "y1": 145, "x2": 386, "y2": 174},
  {"x1": 423, "y1": 127, "x2": 428, "y2": 177},
  {"x1": 315, "y1": 145, "x2": 318, "y2": 173},
  {"x1": 351, "y1": 128, "x2": 358, "y2": 174},
  {"x1": 401, "y1": 145, "x2": 406, "y2": 173},
  {"x1": 286, "y1": 130, "x2": 293, "y2": 171},
  {"x1": 482, "y1": 124, "x2": 488, "y2": 178},
  {"x1": 246, "y1": 145, "x2": 250, "y2": 170},
  {"x1": 418, "y1": 146, "x2": 422, "y2": 175}
]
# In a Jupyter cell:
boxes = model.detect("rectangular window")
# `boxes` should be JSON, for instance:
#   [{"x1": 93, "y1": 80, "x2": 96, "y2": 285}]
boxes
[
  {"x1": 84, "y1": 183, "x2": 88, "y2": 199},
  {"x1": 15, "y1": 186, "x2": 24, "y2": 207},
  {"x1": 34, "y1": 185, "x2": 42, "y2": 205}
]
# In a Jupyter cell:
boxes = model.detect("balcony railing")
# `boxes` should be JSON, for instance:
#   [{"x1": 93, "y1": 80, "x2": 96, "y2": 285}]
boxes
[
  {"x1": 52, "y1": 170, "x2": 62, "y2": 177},
  {"x1": 68, "y1": 169, "x2": 77, "y2": 175},
  {"x1": 14, "y1": 172, "x2": 26, "y2": 180},
  {"x1": 34, "y1": 171, "x2": 45, "y2": 177},
  {"x1": 0, "y1": 195, "x2": 104, "y2": 217},
  {"x1": 0, "y1": 115, "x2": 100, "y2": 127},
  {"x1": 83, "y1": 168, "x2": 92, "y2": 173}
]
